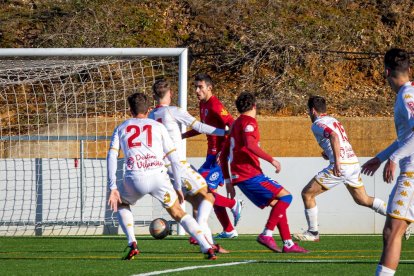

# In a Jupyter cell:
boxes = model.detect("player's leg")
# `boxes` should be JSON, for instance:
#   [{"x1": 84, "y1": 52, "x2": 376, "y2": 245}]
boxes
[
  {"x1": 193, "y1": 189, "x2": 215, "y2": 244},
  {"x1": 185, "y1": 196, "x2": 200, "y2": 245},
  {"x1": 345, "y1": 164, "x2": 387, "y2": 215},
  {"x1": 271, "y1": 189, "x2": 308, "y2": 253},
  {"x1": 166, "y1": 199, "x2": 216, "y2": 259},
  {"x1": 346, "y1": 185, "x2": 387, "y2": 215},
  {"x1": 182, "y1": 163, "x2": 216, "y2": 246},
  {"x1": 213, "y1": 194, "x2": 238, "y2": 238},
  {"x1": 376, "y1": 217, "x2": 409, "y2": 275},
  {"x1": 117, "y1": 174, "x2": 145, "y2": 260},
  {"x1": 194, "y1": 189, "x2": 230, "y2": 253},
  {"x1": 151, "y1": 171, "x2": 216, "y2": 259},
  {"x1": 117, "y1": 203, "x2": 140, "y2": 260},
  {"x1": 238, "y1": 174, "x2": 308, "y2": 253},
  {"x1": 293, "y1": 177, "x2": 327, "y2": 241},
  {"x1": 198, "y1": 160, "x2": 242, "y2": 237}
]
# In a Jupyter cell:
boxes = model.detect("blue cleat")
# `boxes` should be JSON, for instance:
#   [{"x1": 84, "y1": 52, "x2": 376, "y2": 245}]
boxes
[
  {"x1": 231, "y1": 199, "x2": 243, "y2": 226},
  {"x1": 215, "y1": 230, "x2": 238, "y2": 239}
]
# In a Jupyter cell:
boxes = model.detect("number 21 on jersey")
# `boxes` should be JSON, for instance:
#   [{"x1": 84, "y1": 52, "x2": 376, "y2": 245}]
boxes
[{"x1": 126, "y1": 125, "x2": 153, "y2": 148}]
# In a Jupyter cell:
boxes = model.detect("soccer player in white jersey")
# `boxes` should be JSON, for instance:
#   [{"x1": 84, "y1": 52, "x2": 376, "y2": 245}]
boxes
[
  {"x1": 293, "y1": 95, "x2": 387, "y2": 242},
  {"x1": 107, "y1": 92, "x2": 217, "y2": 260},
  {"x1": 361, "y1": 48, "x2": 414, "y2": 276},
  {"x1": 148, "y1": 79, "x2": 229, "y2": 253}
]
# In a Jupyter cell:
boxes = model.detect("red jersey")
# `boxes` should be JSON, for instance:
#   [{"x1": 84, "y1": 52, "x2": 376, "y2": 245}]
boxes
[
  {"x1": 199, "y1": 95, "x2": 234, "y2": 155},
  {"x1": 222, "y1": 114, "x2": 265, "y2": 183}
]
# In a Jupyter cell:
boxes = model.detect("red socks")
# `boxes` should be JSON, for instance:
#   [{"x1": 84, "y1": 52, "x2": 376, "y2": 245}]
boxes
[
  {"x1": 213, "y1": 193, "x2": 235, "y2": 232},
  {"x1": 266, "y1": 200, "x2": 291, "y2": 240}
]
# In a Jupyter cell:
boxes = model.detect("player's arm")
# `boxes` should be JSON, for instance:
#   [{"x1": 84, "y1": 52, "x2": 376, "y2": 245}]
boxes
[
  {"x1": 219, "y1": 105, "x2": 234, "y2": 128},
  {"x1": 107, "y1": 127, "x2": 122, "y2": 212},
  {"x1": 174, "y1": 108, "x2": 226, "y2": 136},
  {"x1": 219, "y1": 137, "x2": 236, "y2": 198},
  {"x1": 328, "y1": 131, "x2": 342, "y2": 177},
  {"x1": 182, "y1": 129, "x2": 201, "y2": 139},
  {"x1": 362, "y1": 140, "x2": 399, "y2": 176},
  {"x1": 243, "y1": 126, "x2": 281, "y2": 173},
  {"x1": 384, "y1": 134, "x2": 414, "y2": 183},
  {"x1": 219, "y1": 136, "x2": 231, "y2": 180}
]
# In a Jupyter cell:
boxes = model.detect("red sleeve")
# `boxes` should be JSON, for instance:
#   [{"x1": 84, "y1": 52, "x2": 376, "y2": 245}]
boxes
[
  {"x1": 245, "y1": 135, "x2": 273, "y2": 163},
  {"x1": 323, "y1": 127, "x2": 333, "y2": 138},
  {"x1": 217, "y1": 107, "x2": 234, "y2": 127},
  {"x1": 219, "y1": 137, "x2": 231, "y2": 179}
]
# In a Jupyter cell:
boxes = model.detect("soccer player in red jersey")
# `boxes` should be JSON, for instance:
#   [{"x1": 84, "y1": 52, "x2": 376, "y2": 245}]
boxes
[
  {"x1": 182, "y1": 73, "x2": 243, "y2": 239},
  {"x1": 220, "y1": 91, "x2": 308, "y2": 253}
]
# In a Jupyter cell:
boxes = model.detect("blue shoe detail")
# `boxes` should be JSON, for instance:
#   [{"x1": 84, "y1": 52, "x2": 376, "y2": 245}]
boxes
[{"x1": 231, "y1": 200, "x2": 243, "y2": 226}]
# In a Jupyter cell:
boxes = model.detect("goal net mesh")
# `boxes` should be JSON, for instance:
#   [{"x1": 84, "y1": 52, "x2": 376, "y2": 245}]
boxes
[{"x1": 0, "y1": 56, "x2": 180, "y2": 236}]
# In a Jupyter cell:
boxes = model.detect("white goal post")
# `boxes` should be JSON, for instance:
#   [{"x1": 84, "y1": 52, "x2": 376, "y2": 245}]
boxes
[{"x1": 0, "y1": 48, "x2": 188, "y2": 236}]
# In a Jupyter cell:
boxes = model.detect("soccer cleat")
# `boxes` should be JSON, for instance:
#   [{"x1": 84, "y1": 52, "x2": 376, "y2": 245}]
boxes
[
  {"x1": 121, "y1": 241, "x2": 139, "y2": 260},
  {"x1": 206, "y1": 248, "x2": 217, "y2": 260},
  {"x1": 405, "y1": 224, "x2": 412, "y2": 240},
  {"x1": 256, "y1": 234, "x2": 282, "y2": 253},
  {"x1": 213, "y1": 243, "x2": 230, "y2": 254},
  {"x1": 231, "y1": 199, "x2": 244, "y2": 226},
  {"x1": 189, "y1": 236, "x2": 199, "y2": 245},
  {"x1": 282, "y1": 242, "x2": 309, "y2": 253},
  {"x1": 215, "y1": 230, "x2": 238, "y2": 239},
  {"x1": 292, "y1": 230, "x2": 320, "y2": 242}
]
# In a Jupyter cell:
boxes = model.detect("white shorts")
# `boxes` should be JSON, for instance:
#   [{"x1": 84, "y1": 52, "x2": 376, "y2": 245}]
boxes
[
  {"x1": 387, "y1": 172, "x2": 414, "y2": 222},
  {"x1": 168, "y1": 161, "x2": 207, "y2": 196},
  {"x1": 120, "y1": 168, "x2": 178, "y2": 208},
  {"x1": 314, "y1": 163, "x2": 363, "y2": 190}
]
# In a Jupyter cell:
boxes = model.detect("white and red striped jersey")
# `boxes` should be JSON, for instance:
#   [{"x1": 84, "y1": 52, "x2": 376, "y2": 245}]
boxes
[
  {"x1": 311, "y1": 115, "x2": 358, "y2": 164},
  {"x1": 109, "y1": 118, "x2": 176, "y2": 172}
]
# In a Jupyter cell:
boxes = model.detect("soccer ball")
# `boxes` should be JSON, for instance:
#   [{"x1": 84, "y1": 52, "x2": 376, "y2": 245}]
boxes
[{"x1": 149, "y1": 218, "x2": 170, "y2": 239}]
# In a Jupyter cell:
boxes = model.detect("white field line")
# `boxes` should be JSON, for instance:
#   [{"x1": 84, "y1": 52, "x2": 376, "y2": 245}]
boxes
[
  {"x1": 133, "y1": 260, "x2": 257, "y2": 276},
  {"x1": 133, "y1": 259, "x2": 414, "y2": 276}
]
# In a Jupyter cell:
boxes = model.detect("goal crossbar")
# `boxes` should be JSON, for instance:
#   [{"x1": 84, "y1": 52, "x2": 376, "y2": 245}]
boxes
[{"x1": 0, "y1": 48, "x2": 188, "y2": 110}]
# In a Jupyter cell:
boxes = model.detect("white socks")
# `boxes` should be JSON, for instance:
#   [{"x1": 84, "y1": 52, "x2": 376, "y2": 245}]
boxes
[
  {"x1": 262, "y1": 228, "x2": 273, "y2": 237},
  {"x1": 375, "y1": 264, "x2": 395, "y2": 276},
  {"x1": 372, "y1": 198, "x2": 387, "y2": 216},
  {"x1": 180, "y1": 214, "x2": 211, "y2": 253},
  {"x1": 305, "y1": 206, "x2": 319, "y2": 232},
  {"x1": 283, "y1": 239, "x2": 294, "y2": 248},
  {"x1": 117, "y1": 206, "x2": 136, "y2": 245},
  {"x1": 197, "y1": 200, "x2": 214, "y2": 245}
]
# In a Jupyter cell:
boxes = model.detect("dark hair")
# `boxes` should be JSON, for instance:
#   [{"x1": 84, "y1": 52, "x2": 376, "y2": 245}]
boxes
[
  {"x1": 236, "y1": 92, "x2": 256, "y2": 113},
  {"x1": 308, "y1": 96, "x2": 327, "y2": 113},
  {"x1": 152, "y1": 79, "x2": 170, "y2": 101},
  {"x1": 194, "y1": 73, "x2": 213, "y2": 87},
  {"x1": 384, "y1": 48, "x2": 410, "y2": 74},
  {"x1": 128, "y1": 92, "x2": 149, "y2": 116}
]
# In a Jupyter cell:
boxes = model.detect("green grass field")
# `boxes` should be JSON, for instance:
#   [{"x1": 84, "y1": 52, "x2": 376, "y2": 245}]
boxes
[{"x1": 0, "y1": 235, "x2": 413, "y2": 275}]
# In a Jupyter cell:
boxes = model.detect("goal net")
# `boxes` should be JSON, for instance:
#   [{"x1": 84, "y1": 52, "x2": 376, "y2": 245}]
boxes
[{"x1": 0, "y1": 48, "x2": 188, "y2": 236}]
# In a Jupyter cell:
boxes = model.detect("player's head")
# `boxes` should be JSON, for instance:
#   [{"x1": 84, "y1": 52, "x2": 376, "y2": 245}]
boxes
[
  {"x1": 128, "y1": 92, "x2": 150, "y2": 117},
  {"x1": 236, "y1": 92, "x2": 256, "y2": 114},
  {"x1": 194, "y1": 73, "x2": 213, "y2": 102},
  {"x1": 384, "y1": 48, "x2": 411, "y2": 91},
  {"x1": 307, "y1": 96, "x2": 327, "y2": 122},
  {"x1": 384, "y1": 48, "x2": 410, "y2": 76},
  {"x1": 152, "y1": 79, "x2": 171, "y2": 102}
]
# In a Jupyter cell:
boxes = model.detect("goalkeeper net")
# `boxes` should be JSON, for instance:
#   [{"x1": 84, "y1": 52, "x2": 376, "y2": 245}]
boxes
[{"x1": 0, "y1": 48, "x2": 188, "y2": 236}]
